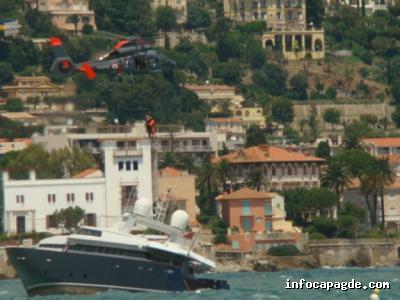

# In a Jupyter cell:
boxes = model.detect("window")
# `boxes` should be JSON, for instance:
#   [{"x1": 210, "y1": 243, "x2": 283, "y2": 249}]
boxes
[
  {"x1": 265, "y1": 220, "x2": 273, "y2": 231},
  {"x1": 47, "y1": 194, "x2": 56, "y2": 203},
  {"x1": 16, "y1": 216, "x2": 26, "y2": 234},
  {"x1": 16, "y1": 195, "x2": 24, "y2": 204},
  {"x1": 231, "y1": 240, "x2": 240, "y2": 249},
  {"x1": 85, "y1": 214, "x2": 97, "y2": 226},
  {"x1": 133, "y1": 160, "x2": 138, "y2": 170},
  {"x1": 85, "y1": 192, "x2": 94, "y2": 202},
  {"x1": 242, "y1": 200, "x2": 251, "y2": 215},
  {"x1": 46, "y1": 215, "x2": 57, "y2": 228},
  {"x1": 66, "y1": 193, "x2": 75, "y2": 203},
  {"x1": 264, "y1": 201, "x2": 272, "y2": 215},
  {"x1": 126, "y1": 161, "x2": 131, "y2": 171},
  {"x1": 118, "y1": 161, "x2": 124, "y2": 170},
  {"x1": 242, "y1": 219, "x2": 252, "y2": 232}
]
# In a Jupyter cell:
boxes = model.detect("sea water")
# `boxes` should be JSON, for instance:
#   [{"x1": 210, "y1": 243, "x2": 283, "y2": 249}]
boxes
[{"x1": 1, "y1": 267, "x2": 400, "y2": 300}]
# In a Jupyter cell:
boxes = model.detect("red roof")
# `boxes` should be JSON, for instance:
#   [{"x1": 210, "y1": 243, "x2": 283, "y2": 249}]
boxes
[
  {"x1": 216, "y1": 187, "x2": 273, "y2": 201},
  {"x1": 214, "y1": 145, "x2": 324, "y2": 164},
  {"x1": 362, "y1": 138, "x2": 400, "y2": 147},
  {"x1": 157, "y1": 167, "x2": 183, "y2": 177}
]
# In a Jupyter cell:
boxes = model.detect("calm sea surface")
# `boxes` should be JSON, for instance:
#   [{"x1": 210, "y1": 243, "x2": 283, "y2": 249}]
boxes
[{"x1": 1, "y1": 267, "x2": 400, "y2": 300}]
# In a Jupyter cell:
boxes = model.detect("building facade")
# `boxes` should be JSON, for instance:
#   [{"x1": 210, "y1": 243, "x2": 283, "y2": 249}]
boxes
[
  {"x1": 2, "y1": 139, "x2": 156, "y2": 234},
  {"x1": 150, "y1": 0, "x2": 188, "y2": 24},
  {"x1": 184, "y1": 84, "x2": 245, "y2": 112},
  {"x1": 233, "y1": 107, "x2": 266, "y2": 128},
  {"x1": 361, "y1": 138, "x2": 400, "y2": 174},
  {"x1": 205, "y1": 118, "x2": 245, "y2": 151},
  {"x1": 216, "y1": 187, "x2": 302, "y2": 252},
  {"x1": 37, "y1": 0, "x2": 97, "y2": 34},
  {"x1": 214, "y1": 144, "x2": 325, "y2": 190},
  {"x1": 223, "y1": 0, "x2": 325, "y2": 60},
  {"x1": 327, "y1": 0, "x2": 393, "y2": 16},
  {"x1": 0, "y1": 138, "x2": 31, "y2": 156},
  {"x1": 1, "y1": 76, "x2": 73, "y2": 103},
  {"x1": 33, "y1": 123, "x2": 219, "y2": 159},
  {"x1": 157, "y1": 167, "x2": 197, "y2": 224}
]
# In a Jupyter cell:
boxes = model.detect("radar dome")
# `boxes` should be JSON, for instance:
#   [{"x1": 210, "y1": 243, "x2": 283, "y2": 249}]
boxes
[
  {"x1": 133, "y1": 197, "x2": 152, "y2": 217},
  {"x1": 170, "y1": 210, "x2": 189, "y2": 230}
]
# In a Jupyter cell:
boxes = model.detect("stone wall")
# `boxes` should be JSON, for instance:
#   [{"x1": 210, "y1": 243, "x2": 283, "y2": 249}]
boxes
[
  {"x1": 0, "y1": 247, "x2": 16, "y2": 279},
  {"x1": 293, "y1": 103, "x2": 394, "y2": 130},
  {"x1": 308, "y1": 239, "x2": 400, "y2": 267}
]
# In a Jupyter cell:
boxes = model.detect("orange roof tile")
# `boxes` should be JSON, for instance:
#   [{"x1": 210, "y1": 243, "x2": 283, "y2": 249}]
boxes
[
  {"x1": 349, "y1": 177, "x2": 400, "y2": 190},
  {"x1": 362, "y1": 138, "x2": 400, "y2": 147},
  {"x1": 72, "y1": 168, "x2": 101, "y2": 179},
  {"x1": 157, "y1": 167, "x2": 183, "y2": 177},
  {"x1": 216, "y1": 187, "x2": 273, "y2": 201},
  {"x1": 208, "y1": 117, "x2": 242, "y2": 123},
  {"x1": 214, "y1": 145, "x2": 324, "y2": 164}
]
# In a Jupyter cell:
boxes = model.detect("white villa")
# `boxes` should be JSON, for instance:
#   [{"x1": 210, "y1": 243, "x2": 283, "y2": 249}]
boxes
[{"x1": 2, "y1": 139, "x2": 156, "y2": 234}]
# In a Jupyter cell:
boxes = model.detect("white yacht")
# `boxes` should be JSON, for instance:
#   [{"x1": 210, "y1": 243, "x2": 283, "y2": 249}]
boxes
[{"x1": 6, "y1": 198, "x2": 229, "y2": 296}]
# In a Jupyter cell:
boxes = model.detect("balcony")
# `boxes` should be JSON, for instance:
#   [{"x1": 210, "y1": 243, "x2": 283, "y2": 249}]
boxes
[
  {"x1": 113, "y1": 148, "x2": 142, "y2": 156},
  {"x1": 156, "y1": 145, "x2": 213, "y2": 153}
]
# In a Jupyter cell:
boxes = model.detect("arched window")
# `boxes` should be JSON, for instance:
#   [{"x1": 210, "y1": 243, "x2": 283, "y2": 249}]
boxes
[
  {"x1": 245, "y1": 110, "x2": 250, "y2": 117},
  {"x1": 311, "y1": 164, "x2": 317, "y2": 175},
  {"x1": 265, "y1": 39, "x2": 274, "y2": 50},
  {"x1": 293, "y1": 164, "x2": 298, "y2": 176},
  {"x1": 236, "y1": 110, "x2": 242, "y2": 117},
  {"x1": 263, "y1": 164, "x2": 269, "y2": 176},
  {"x1": 303, "y1": 164, "x2": 308, "y2": 176},
  {"x1": 272, "y1": 165, "x2": 277, "y2": 176},
  {"x1": 315, "y1": 39, "x2": 323, "y2": 52},
  {"x1": 287, "y1": 164, "x2": 292, "y2": 176}
]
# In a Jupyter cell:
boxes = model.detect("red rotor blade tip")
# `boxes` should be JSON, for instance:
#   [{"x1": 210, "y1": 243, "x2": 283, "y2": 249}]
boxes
[
  {"x1": 50, "y1": 37, "x2": 62, "y2": 47},
  {"x1": 80, "y1": 63, "x2": 96, "y2": 80}
]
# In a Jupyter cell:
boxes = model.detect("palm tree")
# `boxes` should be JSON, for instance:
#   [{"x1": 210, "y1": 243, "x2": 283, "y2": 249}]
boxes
[
  {"x1": 159, "y1": 151, "x2": 181, "y2": 169},
  {"x1": 67, "y1": 14, "x2": 80, "y2": 36},
  {"x1": 375, "y1": 158, "x2": 396, "y2": 229},
  {"x1": 244, "y1": 166, "x2": 265, "y2": 192},
  {"x1": 217, "y1": 158, "x2": 233, "y2": 192},
  {"x1": 196, "y1": 158, "x2": 219, "y2": 215},
  {"x1": 321, "y1": 157, "x2": 352, "y2": 209}
]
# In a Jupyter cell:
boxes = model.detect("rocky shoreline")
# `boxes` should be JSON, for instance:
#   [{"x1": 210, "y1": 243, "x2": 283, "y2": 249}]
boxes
[{"x1": 215, "y1": 255, "x2": 318, "y2": 273}]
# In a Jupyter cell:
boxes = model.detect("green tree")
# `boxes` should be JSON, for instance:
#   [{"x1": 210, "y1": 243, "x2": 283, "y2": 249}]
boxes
[
  {"x1": 66, "y1": 14, "x2": 80, "y2": 36},
  {"x1": 213, "y1": 61, "x2": 243, "y2": 85},
  {"x1": 252, "y1": 63, "x2": 287, "y2": 96},
  {"x1": 312, "y1": 217, "x2": 337, "y2": 238},
  {"x1": 4, "y1": 98, "x2": 24, "y2": 112},
  {"x1": 306, "y1": 0, "x2": 325, "y2": 28},
  {"x1": 316, "y1": 141, "x2": 331, "y2": 160},
  {"x1": 217, "y1": 158, "x2": 233, "y2": 192},
  {"x1": 337, "y1": 215, "x2": 362, "y2": 238},
  {"x1": 197, "y1": 158, "x2": 219, "y2": 215},
  {"x1": 82, "y1": 24, "x2": 94, "y2": 35},
  {"x1": 216, "y1": 32, "x2": 242, "y2": 61},
  {"x1": 271, "y1": 99, "x2": 294, "y2": 125},
  {"x1": 325, "y1": 86, "x2": 337, "y2": 100},
  {"x1": 54, "y1": 206, "x2": 85, "y2": 231},
  {"x1": 288, "y1": 73, "x2": 308, "y2": 100},
  {"x1": 155, "y1": 6, "x2": 177, "y2": 31},
  {"x1": 391, "y1": 105, "x2": 400, "y2": 128},
  {"x1": 344, "y1": 120, "x2": 375, "y2": 150},
  {"x1": 245, "y1": 125, "x2": 266, "y2": 147},
  {"x1": 244, "y1": 166, "x2": 265, "y2": 191},
  {"x1": 323, "y1": 108, "x2": 341, "y2": 130},
  {"x1": 321, "y1": 157, "x2": 352, "y2": 209},
  {"x1": 0, "y1": 62, "x2": 14, "y2": 85},
  {"x1": 375, "y1": 158, "x2": 396, "y2": 229},
  {"x1": 186, "y1": 0, "x2": 211, "y2": 29},
  {"x1": 360, "y1": 114, "x2": 378, "y2": 127}
]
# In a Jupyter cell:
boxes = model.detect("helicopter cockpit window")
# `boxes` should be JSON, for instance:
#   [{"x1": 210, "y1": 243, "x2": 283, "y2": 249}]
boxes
[{"x1": 135, "y1": 55, "x2": 147, "y2": 70}]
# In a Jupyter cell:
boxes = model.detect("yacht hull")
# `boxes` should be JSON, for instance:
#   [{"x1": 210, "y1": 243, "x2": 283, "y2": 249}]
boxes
[{"x1": 7, "y1": 247, "x2": 228, "y2": 296}]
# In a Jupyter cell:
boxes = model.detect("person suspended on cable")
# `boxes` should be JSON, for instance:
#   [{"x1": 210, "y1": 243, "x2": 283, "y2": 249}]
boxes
[{"x1": 145, "y1": 113, "x2": 157, "y2": 138}]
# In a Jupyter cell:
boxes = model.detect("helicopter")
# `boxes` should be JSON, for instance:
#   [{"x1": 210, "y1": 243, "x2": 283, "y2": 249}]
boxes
[{"x1": 49, "y1": 35, "x2": 176, "y2": 80}]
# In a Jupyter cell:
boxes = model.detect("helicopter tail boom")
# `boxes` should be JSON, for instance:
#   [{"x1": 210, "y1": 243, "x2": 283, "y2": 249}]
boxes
[{"x1": 49, "y1": 37, "x2": 96, "y2": 79}]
